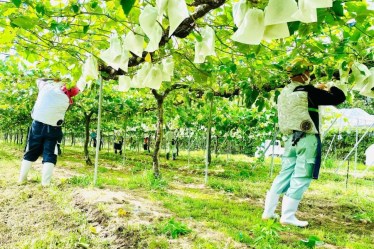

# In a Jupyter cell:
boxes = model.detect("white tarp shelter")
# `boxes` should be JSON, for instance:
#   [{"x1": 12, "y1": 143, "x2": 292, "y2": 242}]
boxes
[
  {"x1": 321, "y1": 107, "x2": 374, "y2": 130},
  {"x1": 321, "y1": 107, "x2": 374, "y2": 169}
]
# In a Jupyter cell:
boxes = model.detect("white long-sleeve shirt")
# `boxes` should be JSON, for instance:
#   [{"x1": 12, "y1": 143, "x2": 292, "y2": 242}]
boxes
[{"x1": 31, "y1": 79, "x2": 70, "y2": 126}]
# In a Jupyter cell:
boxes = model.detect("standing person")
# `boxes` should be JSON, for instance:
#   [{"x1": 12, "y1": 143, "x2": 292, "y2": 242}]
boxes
[
  {"x1": 262, "y1": 59, "x2": 346, "y2": 227},
  {"x1": 143, "y1": 136, "x2": 149, "y2": 151},
  {"x1": 114, "y1": 136, "x2": 123, "y2": 155},
  {"x1": 18, "y1": 78, "x2": 80, "y2": 186},
  {"x1": 99, "y1": 137, "x2": 104, "y2": 150},
  {"x1": 147, "y1": 134, "x2": 151, "y2": 153},
  {"x1": 164, "y1": 129, "x2": 173, "y2": 160},
  {"x1": 90, "y1": 131, "x2": 97, "y2": 147},
  {"x1": 171, "y1": 138, "x2": 177, "y2": 160}
]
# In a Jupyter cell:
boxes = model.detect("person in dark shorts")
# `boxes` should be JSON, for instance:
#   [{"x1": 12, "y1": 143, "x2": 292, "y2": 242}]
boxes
[{"x1": 18, "y1": 79, "x2": 80, "y2": 186}]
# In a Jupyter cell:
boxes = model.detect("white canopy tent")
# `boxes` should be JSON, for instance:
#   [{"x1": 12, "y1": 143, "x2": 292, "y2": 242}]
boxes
[
  {"x1": 320, "y1": 107, "x2": 374, "y2": 176},
  {"x1": 321, "y1": 107, "x2": 374, "y2": 131}
]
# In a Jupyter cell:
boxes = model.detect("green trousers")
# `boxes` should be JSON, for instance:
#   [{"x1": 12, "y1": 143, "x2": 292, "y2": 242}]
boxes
[{"x1": 269, "y1": 133, "x2": 318, "y2": 200}]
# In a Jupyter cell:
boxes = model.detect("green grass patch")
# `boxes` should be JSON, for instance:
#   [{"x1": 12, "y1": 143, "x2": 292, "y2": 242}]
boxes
[
  {"x1": 157, "y1": 218, "x2": 192, "y2": 239},
  {"x1": 1, "y1": 142, "x2": 373, "y2": 249}
]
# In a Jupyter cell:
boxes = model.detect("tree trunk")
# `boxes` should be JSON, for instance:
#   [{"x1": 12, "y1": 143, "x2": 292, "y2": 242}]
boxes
[
  {"x1": 215, "y1": 135, "x2": 219, "y2": 158},
  {"x1": 137, "y1": 130, "x2": 140, "y2": 153},
  {"x1": 205, "y1": 97, "x2": 214, "y2": 183},
  {"x1": 187, "y1": 128, "x2": 191, "y2": 167},
  {"x1": 122, "y1": 126, "x2": 127, "y2": 166},
  {"x1": 20, "y1": 128, "x2": 24, "y2": 144},
  {"x1": 152, "y1": 97, "x2": 164, "y2": 178},
  {"x1": 84, "y1": 112, "x2": 93, "y2": 165}
]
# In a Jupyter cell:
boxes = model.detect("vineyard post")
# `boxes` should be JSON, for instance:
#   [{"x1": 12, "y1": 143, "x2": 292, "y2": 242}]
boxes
[{"x1": 93, "y1": 77, "x2": 103, "y2": 186}]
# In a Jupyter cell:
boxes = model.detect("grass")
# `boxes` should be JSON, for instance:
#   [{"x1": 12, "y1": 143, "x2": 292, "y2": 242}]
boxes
[
  {"x1": 158, "y1": 218, "x2": 192, "y2": 239},
  {"x1": 0, "y1": 141, "x2": 373, "y2": 248}
]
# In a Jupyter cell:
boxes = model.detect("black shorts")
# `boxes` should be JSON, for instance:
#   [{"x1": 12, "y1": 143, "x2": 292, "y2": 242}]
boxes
[{"x1": 24, "y1": 120, "x2": 63, "y2": 164}]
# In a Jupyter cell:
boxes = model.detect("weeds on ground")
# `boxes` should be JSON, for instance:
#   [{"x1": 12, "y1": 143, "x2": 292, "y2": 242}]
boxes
[{"x1": 158, "y1": 218, "x2": 192, "y2": 239}]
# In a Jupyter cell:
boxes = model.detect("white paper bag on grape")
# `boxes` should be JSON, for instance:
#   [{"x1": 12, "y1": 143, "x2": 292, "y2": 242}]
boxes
[
  {"x1": 144, "y1": 64, "x2": 163, "y2": 90},
  {"x1": 123, "y1": 26, "x2": 144, "y2": 57},
  {"x1": 359, "y1": 68, "x2": 374, "y2": 98},
  {"x1": 140, "y1": 5, "x2": 163, "y2": 52},
  {"x1": 292, "y1": 0, "x2": 318, "y2": 23},
  {"x1": 168, "y1": 0, "x2": 189, "y2": 37},
  {"x1": 156, "y1": 0, "x2": 168, "y2": 22},
  {"x1": 99, "y1": 35, "x2": 122, "y2": 70},
  {"x1": 306, "y1": 0, "x2": 332, "y2": 8},
  {"x1": 232, "y1": 8, "x2": 265, "y2": 45},
  {"x1": 162, "y1": 57, "x2": 174, "y2": 81},
  {"x1": 194, "y1": 26, "x2": 216, "y2": 63},
  {"x1": 263, "y1": 23, "x2": 290, "y2": 40},
  {"x1": 264, "y1": 0, "x2": 298, "y2": 25},
  {"x1": 115, "y1": 75, "x2": 131, "y2": 92},
  {"x1": 233, "y1": 0, "x2": 249, "y2": 27},
  {"x1": 352, "y1": 62, "x2": 371, "y2": 91},
  {"x1": 131, "y1": 62, "x2": 152, "y2": 88},
  {"x1": 78, "y1": 55, "x2": 98, "y2": 91}
]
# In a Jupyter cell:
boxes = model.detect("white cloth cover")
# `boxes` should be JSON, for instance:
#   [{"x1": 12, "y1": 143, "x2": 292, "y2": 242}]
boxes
[
  {"x1": 352, "y1": 62, "x2": 371, "y2": 90},
  {"x1": 162, "y1": 57, "x2": 174, "y2": 81},
  {"x1": 144, "y1": 64, "x2": 164, "y2": 90},
  {"x1": 232, "y1": 8, "x2": 265, "y2": 45},
  {"x1": 263, "y1": 23, "x2": 290, "y2": 40},
  {"x1": 168, "y1": 0, "x2": 189, "y2": 37},
  {"x1": 131, "y1": 62, "x2": 152, "y2": 88},
  {"x1": 194, "y1": 26, "x2": 216, "y2": 63},
  {"x1": 123, "y1": 26, "x2": 144, "y2": 57},
  {"x1": 115, "y1": 76, "x2": 131, "y2": 92},
  {"x1": 99, "y1": 35, "x2": 122, "y2": 70},
  {"x1": 31, "y1": 80, "x2": 70, "y2": 126},
  {"x1": 360, "y1": 68, "x2": 374, "y2": 98},
  {"x1": 306, "y1": 0, "x2": 332, "y2": 8},
  {"x1": 278, "y1": 82, "x2": 318, "y2": 134},
  {"x1": 264, "y1": 0, "x2": 298, "y2": 26},
  {"x1": 233, "y1": 0, "x2": 249, "y2": 27},
  {"x1": 292, "y1": 0, "x2": 318, "y2": 23},
  {"x1": 139, "y1": 5, "x2": 163, "y2": 52}
]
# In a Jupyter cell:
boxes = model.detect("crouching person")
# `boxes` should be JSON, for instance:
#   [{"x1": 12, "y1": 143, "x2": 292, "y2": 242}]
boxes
[
  {"x1": 18, "y1": 78, "x2": 80, "y2": 186},
  {"x1": 262, "y1": 59, "x2": 346, "y2": 227}
]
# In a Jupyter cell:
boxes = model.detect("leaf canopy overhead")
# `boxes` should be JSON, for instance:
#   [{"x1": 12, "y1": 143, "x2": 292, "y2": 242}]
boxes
[{"x1": 0, "y1": 0, "x2": 373, "y2": 133}]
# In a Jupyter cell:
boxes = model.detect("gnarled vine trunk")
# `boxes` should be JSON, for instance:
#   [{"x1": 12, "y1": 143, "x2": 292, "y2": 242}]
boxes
[{"x1": 152, "y1": 96, "x2": 164, "y2": 178}]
